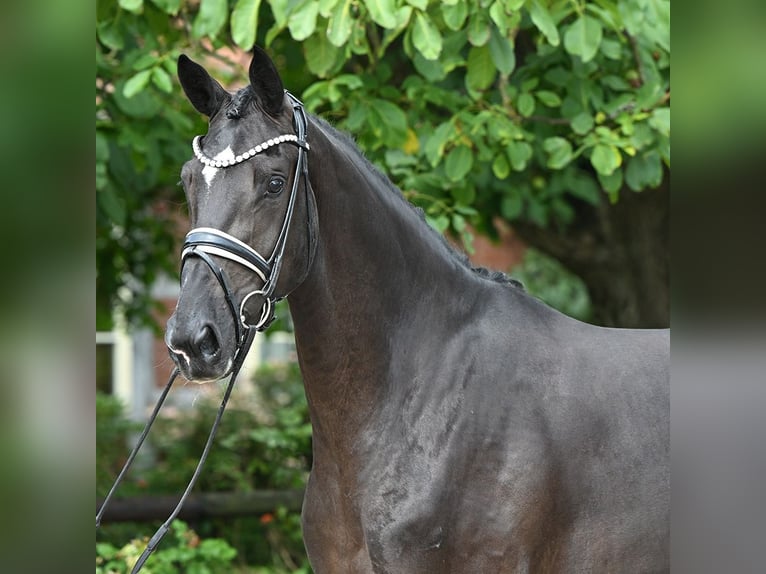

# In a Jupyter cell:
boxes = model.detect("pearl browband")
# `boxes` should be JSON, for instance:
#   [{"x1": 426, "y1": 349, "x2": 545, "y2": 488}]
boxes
[{"x1": 192, "y1": 134, "x2": 309, "y2": 168}]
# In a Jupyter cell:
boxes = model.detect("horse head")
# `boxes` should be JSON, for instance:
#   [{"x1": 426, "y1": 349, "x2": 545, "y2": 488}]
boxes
[{"x1": 166, "y1": 48, "x2": 318, "y2": 382}]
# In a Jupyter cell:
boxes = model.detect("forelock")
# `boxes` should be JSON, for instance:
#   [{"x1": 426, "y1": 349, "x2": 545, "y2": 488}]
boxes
[{"x1": 225, "y1": 86, "x2": 255, "y2": 119}]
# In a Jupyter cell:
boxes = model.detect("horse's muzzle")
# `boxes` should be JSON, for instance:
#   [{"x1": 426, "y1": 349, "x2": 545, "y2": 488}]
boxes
[{"x1": 165, "y1": 317, "x2": 229, "y2": 381}]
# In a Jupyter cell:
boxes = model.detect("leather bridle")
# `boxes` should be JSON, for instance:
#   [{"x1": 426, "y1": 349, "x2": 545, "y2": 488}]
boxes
[
  {"x1": 96, "y1": 92, "x2": 312, "y2": 573},
  {"x1": 182, "y1": 90, "x2": 311, "y2": 341}
]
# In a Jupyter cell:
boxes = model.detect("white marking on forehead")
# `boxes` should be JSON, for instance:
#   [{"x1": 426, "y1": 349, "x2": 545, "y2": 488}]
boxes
[{"x1": 202, "y1": 146, "x2": 235, "y2": 188}]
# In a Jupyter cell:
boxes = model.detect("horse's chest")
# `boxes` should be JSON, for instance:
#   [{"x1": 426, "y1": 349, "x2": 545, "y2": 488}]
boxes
[
  {"x1": 301, "y1": 385, "x2": 555, "y2": 572},
  {"x1": 305, "y1": 441, "x2": 541, "y2": 573},
  {"x1": 301, "y1": 448, "x2": 454, "y2": 572}
]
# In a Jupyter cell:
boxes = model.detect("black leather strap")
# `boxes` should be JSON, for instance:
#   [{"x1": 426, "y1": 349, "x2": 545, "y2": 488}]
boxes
[
  {"x1": 185, "y1": 229, "x2": 271, "y2": 278},
  {"x1": 182, "y1": 248, "x2": 243, "y2": 344}
]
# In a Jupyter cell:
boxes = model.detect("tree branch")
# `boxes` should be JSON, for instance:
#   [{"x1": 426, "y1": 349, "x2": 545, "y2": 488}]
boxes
[
  {"x1": 523, "y1": 115, "x2": 571, "y2": 126},
  {"x1": 626, "y1": 33, "x2": 645, "y2": 86}
]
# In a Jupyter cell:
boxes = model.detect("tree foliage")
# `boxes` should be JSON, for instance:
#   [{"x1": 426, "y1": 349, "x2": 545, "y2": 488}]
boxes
[{"x1": 96, "y1": 0, "x2": 669, "y2": 327}]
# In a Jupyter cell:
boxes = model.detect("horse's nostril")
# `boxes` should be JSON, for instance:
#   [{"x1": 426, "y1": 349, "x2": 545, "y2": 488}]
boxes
[{"x1": 194, "y1": 325, "x2": 220, "y2": 358}]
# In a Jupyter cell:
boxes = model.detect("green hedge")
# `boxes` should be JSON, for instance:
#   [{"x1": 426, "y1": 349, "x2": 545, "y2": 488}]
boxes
[{"x1": 96, "y1": 361, "x2": 312, "y2": 572}]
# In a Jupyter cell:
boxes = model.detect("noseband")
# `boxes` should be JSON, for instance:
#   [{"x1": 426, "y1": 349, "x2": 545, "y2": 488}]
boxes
[
  {"x1": 96, "y1": 92, "x2": 312, "y2": 573},
  {"x1": 182, "y1": 91, "x2": 311, "y2": 343}
]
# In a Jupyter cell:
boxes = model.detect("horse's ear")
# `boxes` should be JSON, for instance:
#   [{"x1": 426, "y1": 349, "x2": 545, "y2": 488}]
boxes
[
  {"x1": 248, "y1": 46, "x2": 284, "y2": 117},
  {"x1": 177, "y1": 54, "x2": 229, "y2": 117}
]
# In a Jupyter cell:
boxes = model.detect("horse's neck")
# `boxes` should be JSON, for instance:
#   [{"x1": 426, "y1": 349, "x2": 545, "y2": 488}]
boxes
[
  {"x1": 287, "y1": 123, "x2": 473, "y2": 444},
  {"x1": 289, "y1": 122, "x2": 470, "y2": 333}
]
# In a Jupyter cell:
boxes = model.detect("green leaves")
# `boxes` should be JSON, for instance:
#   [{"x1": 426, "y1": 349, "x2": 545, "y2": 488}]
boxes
[
  {"x1": 564, "y1": 16, "x2": 603, "y2": 63},
  {"x1": 529, "y1": 0, "x2": 560, "y2": 46},
  {"x1": 368, "y1": 99, "x2": 408, "y2": 148},
  {"x1": 467, "y1": 11, "x2": 491, "y2": 46},
  {"x1": 535, "y1": 90, "x2": 561, "y2": 107},
  {"x1": 571, "y1": 112, "x2": 594, "y2": 135},
  {"x1": 97, "y1": 0, "x2": 671, "y2": 329},
  {"x1": 501, "y1": 194, "x2": 523, "y2": 219},
  {"x1": 591, "y1": 144, "x2": 622, "y2": 176},
  {"x1": 426, "y1": 213, "x2": 449, "y2": 234},
  {"x1": 97, "y1": 20, "x2": 124, "y2": 51},
  {"x1": 152, "y1": 67, "x2": 173, "y2": 93},
  {"x1": 269, "y1": 0, "x2": 290, "y2": 27},
  {"x1": 364, "y1": 0, "x2": 398, "y2": 29},
  {"x1": 304, "y1": 31, "x2": 340, "y2": 76},
  {"x1": 96, "y1": 520, "x2": 238, "y2": 572},
  {"x1": 118, "y1": 0, "x2": 143, "y2": 13},
  {"x1": 148, "y1": 0, "x2": 181, "y2": 14},
  {"x1": 122, "y1": 60, "x2": 173, "y2": 97},
  {"x1": 625, "y1": 151, "x2": 662, "y2": 191},
  {"x1": 649, "y1": 107, "x2": 670, "y2": 137},
  {"x1": 192, "y1": 0, "x2": 228, "y2": 38},
  {"x1": 445, "y1": 145, "x2": 474, "y2": 181},
  {"x1": 566, "y1": 170, "x2": 600, "y2": 205},
  {"x1": 517, "y1": 92, "x2": 535, "y2": 117},
  {"x1": 543, "y1": 137, "x2": 573, "y2": 169},
  {"x1": 489, "y1": 1, "x2": 521, "y2": 36},
  {"x1": 508, "y1": 141, "x2": 533, "y2": 171},
  {"x1": 442, "y1": 2, "x2": 468, "y2": 31},
  {"x1": 288, "y1": 0, "x2": 319, "y2": 41},
  {"x1": 488, "y1": 26, "x2": 515, "y2": 75},
  {"x1": 98, "y1": 187, "x2": 127, "y2": 228},
  {"x1": 123, "y1": 69, "x2": 152, "y2": 98},
  {"x1": 412, "y1": 11, "x2": 443, "y2": 60},
  {"x1": 466, "y1": 45, "x2": 496, "y2": 92},
  {"x1": 328, "y1": 0, "x2": 353, "y2": 46},
  {"x1": 424, "y1": 122, "x2": 455, "y2": 167},
  {"x1": 232, "y1": 0, "x2": 263, "y2": 49},
  {"x1": 492, "y1": 153, "x2": 511, "y2": 179},
  {"x1": 598, "y1": 168, "x2": 623, "y2": 199}
]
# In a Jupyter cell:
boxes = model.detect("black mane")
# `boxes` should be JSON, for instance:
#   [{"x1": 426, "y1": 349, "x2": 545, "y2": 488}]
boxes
[{"x1": 312, "y1": 114, "x2": 523, "y2": 290}]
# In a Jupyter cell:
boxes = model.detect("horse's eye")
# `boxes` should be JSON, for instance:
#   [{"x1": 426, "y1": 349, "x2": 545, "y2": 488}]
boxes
[{"x1": 267, "y1": 176, "x2": 285, "y2": 194}]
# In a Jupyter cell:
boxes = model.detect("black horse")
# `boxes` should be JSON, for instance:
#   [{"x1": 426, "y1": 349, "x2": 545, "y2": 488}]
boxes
[{"x1": 167, "y1": 48, "x2": 669, "y2": 573}]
